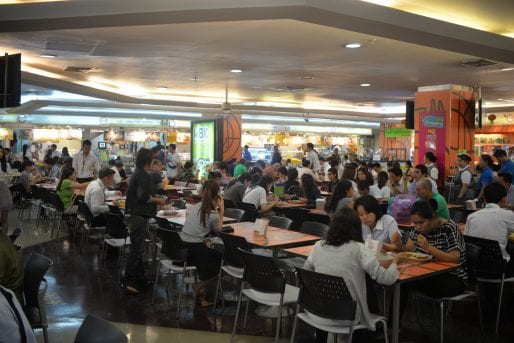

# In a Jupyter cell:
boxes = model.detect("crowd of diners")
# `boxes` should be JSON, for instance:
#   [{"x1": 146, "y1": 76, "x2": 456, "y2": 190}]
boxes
[{"x1": 1, "y1": 140, "x2": 514, "y2": 342}]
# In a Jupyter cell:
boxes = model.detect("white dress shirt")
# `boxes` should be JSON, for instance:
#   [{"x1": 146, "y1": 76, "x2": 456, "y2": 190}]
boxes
[
  {"x1": 427, "y1": 163, "x2": 439, "y2": 181},
  {"x1": 84, "y1": 179, "x2": 115, "y2": 215},
  {"x1": 166, "y1": 152, "x2": 181, "y2": 178},
  {"x1": 361, "y1": 214, "x2": 401, "y2": 244},
  {"x1": 369, "y1": 184, "x2": 391, "y2": 199},
  {"x1": 306, "y1": 150, "x2": 320, "y2": 172},
  {"x1": 72, "y1": 151, "x2": 100, "y2": 179},
  {"x1": 464, "y1": 203, "x2": 514, "y2": 261},
  {"x1": 297, "y1": 166, "x2": 320, "y2": 182}
]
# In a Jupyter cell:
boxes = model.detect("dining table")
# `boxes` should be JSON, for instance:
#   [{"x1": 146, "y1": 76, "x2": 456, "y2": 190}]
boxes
[
  {"x1": 156, "y1": 209, "x2": 236, "y2": 226},
  {"x1": 279, "y1": 243, "x2": 459, "y2": 343},
  {"x1": 273, "y1": 200, "x2": 308, "y2": 209}
]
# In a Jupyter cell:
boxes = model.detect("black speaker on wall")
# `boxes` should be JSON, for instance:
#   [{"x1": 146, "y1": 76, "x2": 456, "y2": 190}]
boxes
[{"x1": 405, "y1": 100, "x2": 415, "y2": 129}]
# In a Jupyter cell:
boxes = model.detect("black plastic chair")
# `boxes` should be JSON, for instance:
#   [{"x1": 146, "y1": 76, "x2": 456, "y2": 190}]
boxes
[
  {"x1": 171, "y1": 199, "x2": 187, "y2": 209},
  {"x1": 224, "y1": 208, "x2": 245, "y2": 223},
  {"x1": 299, "y1": 221, "x2": 329, "y2": 237},
  {"x1": 213, "y1": 232, "x2": 251, "y2": 313},
  {"x1": 23, "y1": 253, "x2": 53, "y2": 343},
  {"x1": 269, "y1": 215, "x2": 293, "y2": 229},
  {"x1": 77, "y1": 201, "x2": 106, "y2": 252},
  {"x1": 151, "y1": 229, "x2": 197, "y2": 318},
  {"x1": 290, "y1": 267, "x2": 387, "y2": 343},
  {"x1": 231, "y1": 249, "x2": 298, "y2": 343},
  {"x1": 464, "y1": 235, "x2": 514, "y2": 334},
  {"x1": 224, "y1": 198, "x2": 236, "y2": 209},
  {"x1": 74, "y1": 314, "x2": 128, "y2": 343},
  {"x1": 108, "y1": 205, "x2": 125, "y2": 219},
  {"x1": 46, "y1": 192, "x2": 69, "y2": 238},
  {"x1": 237, "y1": 202, "x2": 259, "y2": 222}
]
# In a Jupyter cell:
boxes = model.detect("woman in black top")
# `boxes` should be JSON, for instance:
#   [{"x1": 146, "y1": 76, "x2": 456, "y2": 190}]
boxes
[
  {"x1": 298, "y1": 173, "x2": 321, "y2": 207},
  {"x1": 284, "y1": 168, "x2": 299, "y2": 195}
]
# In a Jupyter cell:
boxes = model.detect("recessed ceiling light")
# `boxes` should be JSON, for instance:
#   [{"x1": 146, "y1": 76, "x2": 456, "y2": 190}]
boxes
[
  {"x1": 230, "y1": 69, "x2": 242, "y2": 73},
  {"x1": 345, "y1": 43, "x2": 361, "y2": 49},
  {"x1": 501, "y1": 67, "x2": 514, "y2": 71},
  {"x1": 497, "y1": 98, "x2": 504, "y2": 101},
  {"x1": 40, "y1": 54, "x2": 56, "y2": 58},
  {"x1": 298, "y1": 76, "x2": 314, "y2": 80},
  {"x1": 157, "y1": 86, "x2": 168, "y2": 91},
  {"x1": 360, "y1": 83, "x2": 371, "y2": 87}
]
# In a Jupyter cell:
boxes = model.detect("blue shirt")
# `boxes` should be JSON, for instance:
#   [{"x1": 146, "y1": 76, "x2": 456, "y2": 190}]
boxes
[
  {"x1": 477, "y1": 166, "x2": 493, "y2": 190},
  {"x1": 243, "y1": 150, "x2": 252, "y2": 161},
  {"x1": 499, "y1": 159, "x2": 514, "y2": 176}
]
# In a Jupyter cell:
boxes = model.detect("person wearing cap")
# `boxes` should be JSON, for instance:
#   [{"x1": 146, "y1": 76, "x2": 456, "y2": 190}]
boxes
[
  {"x1": 424, "y1": 151, "x2": 439, "y2": 182},
  {"x1": 448, "y1": 154, "x2": 474, "y2": 205},
  {"x1": 476, "y1": 154, "x2": 494, "y2": 201},
  {"x1": 494, "y1": 149, "x2": 514, "y2": 177},
  {"x1": 84, "y1": 166, "x2": 120, "y2": 217}
]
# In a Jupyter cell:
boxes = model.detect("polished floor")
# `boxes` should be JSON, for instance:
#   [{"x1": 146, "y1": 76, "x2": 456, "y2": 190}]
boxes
[{"x1": 7, "y1": 208, "x2": 514, "y2": 343}]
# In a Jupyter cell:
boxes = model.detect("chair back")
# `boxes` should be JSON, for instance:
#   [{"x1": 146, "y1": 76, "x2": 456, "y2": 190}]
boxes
[
  {"x1": 224, "y1": 198, "x2": 236, "y2": 209},
  {"x1": 464, "y1": 242, "x2": 481, "y2": 285},
  {"x1": 104, "y1": 213, "x2": 128, "y2": 239},
  {"x1": 30, "y1": 185, "x2": 45, "y2": 200},
  {"x1": 23, "y1": 254, "x2": 53, "y2": 309},
  {"x1": 237, "y1": 202, "x2": 259, "y2": 222},
  {"x1": 171, "y1": 199, "x2": 187, "y2": 209},
  {"x1": 77, "y1": 200, "x2": 94, "y2": 225},
  {"x1": 154, "y1": 216, "x2": 174, "y2": 231},
  {"x1": 268, "y1": 215, "x2": 293, "y2": 229},
  {"x1": 223, "y1": 208, "x2": 245, "y2": 222},
  {"x1": 296, "y1": 267, "x2": 357, "y2": 321},
  {"x1": 464, "y1": 235, "x2": 506, "y2": 276},
  {"x1": 219, "y1": 232, "x2": 250, "y2": 268},
  {"x1": 108, "y1": 205, "x2": 124, "y2": 219},
  {"x1": 160, "y1": 229, "x2": 189, "y2": 262},
  {"x1": 299, "y1": 221, "x2": 329, "y2": 237},
  {"x1": 239, "y1": 248, "x2": 285, "y2": 293},
  {"x1": 74, "y1": 314, "x2": 128, "y2": 343},
  {"x1": 48, "y1": 192, "x2": 65, "y2": 212}
]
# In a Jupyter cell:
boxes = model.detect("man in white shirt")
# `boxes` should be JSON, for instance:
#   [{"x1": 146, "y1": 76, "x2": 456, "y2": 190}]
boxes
[
  {"x1": 72, "y1": 140, "x2": 100, "y2": 183},
  {"x1": 49, "y1": 144, "x2": 61, "y2": 158},
  {"x1": 297, "y1": 159, "x2": 320, "y2": 183},
  {"x1": 497, "y1": 172, "x2": 514, "y2": 209},
  {"x1": 464, "y1": 182, "x2": 514, "y2": 276},
  {"x1": 84, "y1": 167, "x2": 118, "y2": 220},
  {"x1": 166, "y1": 143, "x2": 181, "y2": 182},
  {"x1": 306, "y1": 143, "x2": 320, "y2": 173},
  {"x1": 388, "y1": 167, "x2": 407, "y2": 195}
]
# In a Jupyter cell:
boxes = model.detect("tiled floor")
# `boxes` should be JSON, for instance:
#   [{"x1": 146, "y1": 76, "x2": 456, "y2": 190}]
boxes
[{"x1": 7, "y1": 208, "x2": 514, "y2": 342}]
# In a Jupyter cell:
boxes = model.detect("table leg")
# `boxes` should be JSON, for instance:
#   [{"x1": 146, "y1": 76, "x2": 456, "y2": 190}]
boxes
[{"x1": 392, "y1": 282, "x2": 400, "y2": 343}]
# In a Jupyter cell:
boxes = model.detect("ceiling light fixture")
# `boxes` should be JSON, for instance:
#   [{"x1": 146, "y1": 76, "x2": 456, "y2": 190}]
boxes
[
  {"x1": 360, "y1": 83, "x2": 371, "y2": 87},
  {"x1": 230, "y1": 69, "x2": 242, "y2": 73},
  {"x1": 345, "y1": 43, "x2": 361, "y2": 49},
  {"x1": 501, "y1": 67, "x2": 514, "y2": 71},
  {"x1": 157, "y1": 86, "x2": 168, "y2": 91},
  {"x1": 40, "y1": 54, "x2": 56, "y2": 58}
]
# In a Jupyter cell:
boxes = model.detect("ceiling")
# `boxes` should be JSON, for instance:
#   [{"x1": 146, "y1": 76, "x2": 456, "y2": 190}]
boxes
[{"x1": 0, "y1": 0, "x2": 513, "y2": 125}]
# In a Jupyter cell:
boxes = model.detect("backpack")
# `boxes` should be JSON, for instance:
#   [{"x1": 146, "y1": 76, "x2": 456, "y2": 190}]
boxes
[{"x1": 388, "y1": 194, "x2": 416, "y2": 224}]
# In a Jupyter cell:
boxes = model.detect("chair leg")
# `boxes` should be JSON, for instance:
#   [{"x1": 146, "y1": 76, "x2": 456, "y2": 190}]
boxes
[
  {"x1": 439, "y1": 300, "x2": 444, "y2": 343},
  {"x1": 176, "y1": 272, "x2": 184, "y2": 319},
  {"x1": 213, "y1": 268, "x2": 223, "y2": 314},
  {"x1": 348, "y1": 326, "x2": 354, "y2": 343},
  {"x1": 231, "y1": 283, "x2": 245, "y2": 343},
  {"x1": 243, "y1": 298, "x2": 250, "y2": 329},
  {"x1": 495, "y1": 277, "x2": 505, "y2": 334},
  {"x1": 289, "y1": 307, "x2": 299, "y2": 343},
  {"x1": 43, "y1": 326, "x2": 49, "y2": 343},
  {"x1": 151, "y1": 263, "x2": 161, "y2": 305},
  {"x1": 380, "y1": 319, "x2": 389, "y2": 343},
  {"x1": 275, "y1": 300, "x2": 284, "y2": 343},
  {"x1": 475, "y1": 286, "x2": 485, "y2": 343}
]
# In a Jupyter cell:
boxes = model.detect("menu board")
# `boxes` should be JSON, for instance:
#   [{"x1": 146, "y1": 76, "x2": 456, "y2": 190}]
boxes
[{"x1": 191, "y1": 120, "x2": 216, "y2": 179}]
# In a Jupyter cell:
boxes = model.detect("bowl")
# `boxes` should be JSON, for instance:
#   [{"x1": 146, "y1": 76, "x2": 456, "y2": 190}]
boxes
[{"x1": 376, "y1": 253, "x2": 394, "y2": 268}]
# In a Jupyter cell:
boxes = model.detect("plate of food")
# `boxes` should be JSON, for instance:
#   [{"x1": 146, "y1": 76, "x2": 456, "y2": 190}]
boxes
[
  {"x1": 113, "y1": 199, "x2": 126, "y2": 209},
  {"x1": 397, "y1": 251, "x2": 432, "y2": 262},
  {"x1": 160, "y1": 209, "x2": 179, "y2": 217}
]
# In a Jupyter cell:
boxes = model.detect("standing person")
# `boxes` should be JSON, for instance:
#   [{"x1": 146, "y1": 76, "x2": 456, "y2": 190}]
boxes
[
  {"x1": 448, "y1": 154, "x2": 474, "y2": 205},
  {"x1": 271, "y1": 145, "x2": 282, "y2": 165},
  {"x1": 424, "y1": 151, "x2": 439, "y2": 183},
  {"x1": 405, "y1": 160, "x2": 413, "y2": 182},
  {"x1": 476, "y1": 154, "x2": 494, "y2": 201},
  {"x1": 72, "y1": 140, "x2": 100, "y2": 183},
  {"x1": 61, "y1": 147, "x2": 70, "y2": 158},
  {"x1": 123, "y1": 148, "x2": 167, "y2": 294},
  {"x1": 29, "y1": 142, "x2": 40, "y2": 162},
  {"x1": 493, "y1": 149, "x2": 514, "y2": 176},
  {"x1": 306, "y1": 143, "x2": 320, "y2": 173},
  {"x1": 49, "y1": 144, "x2": 61, "y2": 158},
  {"x1": 155, "y1": 141, "x2": 166, "y2": 165},
  {"x1": 166, "y1": 143, "x2": 181, "y2": 183},
  {"x1": 0, "y1": 146, "x2": 12, "y2": 174},
  {"x1": 233, "y1": 159, "x2": 247, "y2": 178},
  {"x1": 243, "y1": 145, "x2": 252, "y2": 161}
]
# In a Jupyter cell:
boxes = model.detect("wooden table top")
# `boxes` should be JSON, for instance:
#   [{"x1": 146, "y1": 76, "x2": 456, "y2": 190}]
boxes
[
  {"x1": 274, "y1": 201, "x2": 307, "y2": 208},
  {"x1": 309, "y1": 208, "x2": 328, "y2": 216},
  {"x1": 283, "y1": 245, "x2": 315, "y2": 257},
  {"x1": 227, "y1": 222, "x2": 320, "y2": 248},
  {"x1": 165, "y1": 185, "x2": 196, "y2": 191}
]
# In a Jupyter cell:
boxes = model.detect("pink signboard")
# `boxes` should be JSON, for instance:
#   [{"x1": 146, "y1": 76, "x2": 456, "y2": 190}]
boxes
[{"x1": 417, "y1": 111, "x2": 446, "y2": 182}]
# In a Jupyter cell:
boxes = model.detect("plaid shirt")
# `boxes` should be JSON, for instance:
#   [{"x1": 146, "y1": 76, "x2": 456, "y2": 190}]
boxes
[{"x1": 409, "y1": 219, "x2": 468, "y2": 283}]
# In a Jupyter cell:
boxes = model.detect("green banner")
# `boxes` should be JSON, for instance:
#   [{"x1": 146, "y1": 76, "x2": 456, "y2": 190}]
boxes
[
  {"x1": 192, "y1": 120, "x2": 216, "y2": 179},
  {"x1": 385, "y1": 127, "x2": 414, "y2": 138}
]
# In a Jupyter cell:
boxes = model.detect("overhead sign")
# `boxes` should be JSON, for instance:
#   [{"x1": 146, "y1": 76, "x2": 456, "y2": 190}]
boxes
[{"x1": 385, "y1": 127, "x2": 414, "y2": 138}]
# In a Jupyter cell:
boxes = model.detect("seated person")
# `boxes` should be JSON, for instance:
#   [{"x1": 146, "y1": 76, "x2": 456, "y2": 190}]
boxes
[
  {"x1": 57, "y1": 166, "x2": 89, "y2": 215},
  {"x1": 354, "y1": 195, "x2": 402, "y2": 252},
  {"x1": 284, "y1": 168, "x2": 299, "y2": 195},
  {"x1": 369, "y1": 171, "x2": 391, "y2": 200},
  {"x1": 179, "y1": 180, "x2": 223, "y2": 306},
  {"x1": 295, "y1": 173, "x2": 321, "y2": 208},
  {"x1": 324, "y1": 179, "x2": 354, "y2": 219},
  {"x1": 18, "y1": 160, "x2": 44, "y2": 193},
  {"x1": 44, "y1": 156, "x2": 61, "y2": 181},
  {"x1": 0, "y1": 285, "x2": 37, "y2": 343},
  {"x1": 399, "y1": 199, "x2": 467, "y2": 318},
  {"x1": 275, "y1": 166, "x2": 288, "y2": 186},
  {"x1": 357, "y1": 180, "x2": 370, "y2": 197},
  {"x1": 304, "y1": 207, "x2": 402, "y2": 342},
  {"x1": 298, "y1": 158, "x2": 320, "y2": 182},
  {"x1": 177, "y1": 161, "x2": 196, "y2": 183},
  {"x1": 465, "y1": 182, "x2": 514, "y2": 277},
  {"x1": 208, "y1": 170, "x2": 222, "y2": 186},
  {"x1": 388, "y1": 167, "x2": 407, "y2": 195},
  {"x1": 224, "y1": 172, "x2": 252, "y2": 206},
  {"x1": 496, "y1": 172, "x2": 514, "y2": 209},
  {"x1": 408, "y1": 164, "x2": 438, "y2": 196},
  {"x1": 415, "y1": 178, "x2": 450, "y2": 219},
  {"x1": 326, "y1": 167, "x2": 339, "y2": 193},
  {"x1": 242, "y1": 175, "x2": 279, "y2": 217},
  {"x1": 0, "y1": 231, "x2": 24, "y2": 302},
  {"x1": 115, "y1": 160, "x2": 128, "y2": 181},
  {"x1": 84, "y1": 167, "x2": 119, "y2": 224}
]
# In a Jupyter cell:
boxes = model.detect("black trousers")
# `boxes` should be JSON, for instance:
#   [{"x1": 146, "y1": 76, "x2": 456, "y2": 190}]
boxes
[
  {"x1": 124, "y1": 215, "x2": 149, "y2": 284},
  {"x1": 76, "y1": 177, "x2": 93, "y2": 183}
]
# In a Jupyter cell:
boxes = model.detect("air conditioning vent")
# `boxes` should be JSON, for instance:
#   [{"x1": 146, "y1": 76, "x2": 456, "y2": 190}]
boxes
[
  {"x1": 460, "y1": 59, "x2": 497, "y2": 68},
  {"x1": 64, "y1": 66, "x2": 93, "y2": 73}
]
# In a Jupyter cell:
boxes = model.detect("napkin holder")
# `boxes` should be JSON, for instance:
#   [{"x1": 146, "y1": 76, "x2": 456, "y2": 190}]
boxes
[
  {"x1": 465, "y1": 199, "x2": 477, "y2": 210},
  {"x1": 254, "y1": 218, "x2": 269, "y2": 236},
  {"x1": 316, "y1": 198, "x2": 326, "y2": 210}
]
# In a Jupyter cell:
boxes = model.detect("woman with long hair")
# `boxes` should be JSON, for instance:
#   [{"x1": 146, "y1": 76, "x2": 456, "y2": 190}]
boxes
[
  {"x1": 180, "y1": 179, "x2": 224, "y2": 306},
  {"x1": 304, "y1": 207, "x2": 402, "y2": 342},
  {"x1": 341, "y1": 164, "x2": 359, "y2": 198},
  {"x1": 284, "y1": 168, "x2": 299, "y2": 195},
  {"x1": 298, "y1": 173, "x2": 321, "y2": 207},
  {"x1": 57, "y1": 166, "x2": 89, "y2": 214},
  {"x1": 356, "y1": 167, "x2": 374, "y2": 186},
  {"x1": 324, "y1": 179, "x2": 354, "y2": 218},
  {"x1": 369, "y1": 171, "x2": 391, "y2": 200},
  {"x1": 242, "y1": 175, "x2": 279, "y2": 216},
  {"x1": 224, "y1": 172, "x2": 252, "y2": 206},
  {"x1": 354, "y1": 195, "x2": 401, "y2": 252},
  {"x1": 405, "y1": 160, "x2": 413, "y2": 182}
]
